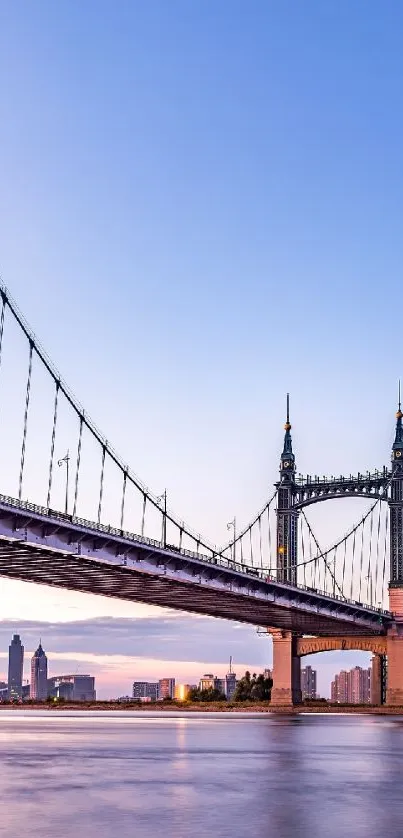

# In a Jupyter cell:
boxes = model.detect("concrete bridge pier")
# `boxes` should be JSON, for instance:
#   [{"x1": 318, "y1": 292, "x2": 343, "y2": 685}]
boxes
[
  {"x1": 370, "y1": 655, "x2": 383, "y2": 705},
  {"x1": 269, "y1": 629, "x2": 302, "y2": 706},
  {"x1": 386, "y1": 588, "x2": 403, "y2": 706}
]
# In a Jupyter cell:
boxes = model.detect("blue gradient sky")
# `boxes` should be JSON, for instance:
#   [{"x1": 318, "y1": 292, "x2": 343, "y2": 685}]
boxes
[{"x1": 0, "y1": 2, "x2": 402, "y2": 696}]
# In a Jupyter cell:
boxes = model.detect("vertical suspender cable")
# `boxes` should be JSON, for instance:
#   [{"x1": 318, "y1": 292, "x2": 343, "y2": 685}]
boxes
[
  {"x1": 342, "y1": 538, "x2": 347, "y2": 599},
  {"x1": 382, "y1": 509, "x2": 389, "y2": 606},
  {"x1": 350, "y1": 529, "x2": 357, "y2": 601},
  {"x1": 47, "y1": 381, "x2": 59, "y2": 508},
  {"x1": 358, "y1": 520, "x2": 365, "y2": 601},
  {"x1": 73, "y1": 415, "x2": 83, "y2": 518},
  {"x1": 310, "y1": 530, "x2": 316, "y2": 588},
  {"x1": 141, "y1": 494, "x2": 147, "y2": 536},
  {"x1": 301, "y1": 516, "x2": 306, "y2": 587},
  {"x1": 259, "y1": 516, "x2": 263, "y2": 569},
  {"x1": 19, "y1": 342, "x2": 33, "y2": 501},
  {"x1": 120, "y1": 471, "x2": 127, "y2": 531},
  {"x1": 249, "y1": 527, "x2": 253, "y2": 567},
  {"x1": 0, "y1": 294, "x2": 6, "y2": 386},
  {"x1": 97, "y1": 445, "x2": 106, "y2": 524},
  {"x1": 374, "y1": 502, "x2": 382, "y2": 606},
  {"x1": 333, "y1": 546, "x2": 337, "y2": 597},
  {"x1": 268, "y1": 505, "x2": 272, "y2": 575},
  {"x1": 366, "y1": 504, "x2": 375, "y2": 604}
]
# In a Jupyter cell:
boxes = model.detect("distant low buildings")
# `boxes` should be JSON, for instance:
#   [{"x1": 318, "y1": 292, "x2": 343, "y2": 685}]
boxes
[
  {"x1": 331, "y1": 666, "x2": 371, "y2": 704},
  {"x1": 199, "y1": 672, "x2": 237, "y2": 699},
  {"x1": 199, "y1": 674, "x2": 226, "y2": 694},
  {"x1": 30, "y1": 642, "x2": 48, "y2": 700},
  {"x1": 301, "y1": 666, "x2": 317, "y2": 700},
  {"x1": 48, "y1": 675, "x2": 96, "y2": 702},
  {"x1": 132, "y1": 681, "x2": 159, "y2": 701}
]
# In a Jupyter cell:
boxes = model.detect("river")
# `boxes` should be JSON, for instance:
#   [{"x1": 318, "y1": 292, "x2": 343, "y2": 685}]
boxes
[{"x1": 0, "y1": 710, "x2": 402, "y2": 837}]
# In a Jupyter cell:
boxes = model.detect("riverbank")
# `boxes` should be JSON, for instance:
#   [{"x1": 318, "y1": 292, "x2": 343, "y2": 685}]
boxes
[{"x1": 1, "y1": 701, "x2": 403, "y2": 714}]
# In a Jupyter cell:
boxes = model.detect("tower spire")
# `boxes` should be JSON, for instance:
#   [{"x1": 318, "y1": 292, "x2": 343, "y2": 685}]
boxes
[
  {"x1": 393, "y1": 383, "x2": 403, "y2": 453},
  {"x1": 280, "y1": 393, "x2": 295, "y2": 473},
  {"x1": 282, "y1": 393, "x2": 294, "y2": 459}
]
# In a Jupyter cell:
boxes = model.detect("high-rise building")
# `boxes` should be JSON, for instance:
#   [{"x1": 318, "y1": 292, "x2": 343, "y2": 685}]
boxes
[
  {"x1": 8, "y1": 634, "x2": 24, "y2": 700},
  {"x1": 331, "y1": 666, "x2": 371, "y2": 704},
  {"x1": 47, "y1": 675, "x2": 96, "y2": 702},
  {"x1": 301, "y1": 666, "x2": 317, "y2": 700},
  {"x1": 158, "y1": 678, "x2": 175, "y2": 700},
  {"x1": 351, "y1": 666, "x2": 371, "y2": 704},
  {"x1": 132, "y1": 681, "x2": 158, "y2": 701},
  {"x1": 30, "y1": 642, "x2": 48, "y2": 700}
]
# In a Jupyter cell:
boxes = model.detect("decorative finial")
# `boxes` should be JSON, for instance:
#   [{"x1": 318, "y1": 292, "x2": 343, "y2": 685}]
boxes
[
  {"x1": 284, "y1": 393, "x2": 291, "y2": 432},
  {"x1": 397, "y1": 380, "x2": 402, "y2": 420}
]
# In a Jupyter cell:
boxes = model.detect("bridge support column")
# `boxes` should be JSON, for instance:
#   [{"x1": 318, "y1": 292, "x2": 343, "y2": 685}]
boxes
[
  {"x1": 269, "y1": 629, "x2": 302, "y2": 706},
  {"x1": 371, "y1": 655, "x2": 382, "y2": 705},
  {"x1": 386, "y1": 588, "x2": 403, "y2": 707}
]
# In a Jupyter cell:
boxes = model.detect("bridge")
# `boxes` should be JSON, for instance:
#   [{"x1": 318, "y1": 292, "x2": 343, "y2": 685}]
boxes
[{"x1": 0, "y1": 283, "x2": 402, "y2": 706}]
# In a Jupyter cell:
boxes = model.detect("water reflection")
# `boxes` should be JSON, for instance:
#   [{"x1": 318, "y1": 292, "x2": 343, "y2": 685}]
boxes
[{"x1": 0, "y1": 711, "x2": 402, "y2": 837}]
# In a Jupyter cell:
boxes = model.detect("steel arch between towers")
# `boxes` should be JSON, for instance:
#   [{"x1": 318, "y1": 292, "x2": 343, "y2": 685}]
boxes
[{"x1": 294, "y1": 491, "x2": 389, "y2": 510}]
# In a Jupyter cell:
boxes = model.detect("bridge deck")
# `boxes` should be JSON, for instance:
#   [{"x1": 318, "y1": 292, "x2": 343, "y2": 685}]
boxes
[{"x1": 0, "y1": 495, "x2": 392, "y2": 637}]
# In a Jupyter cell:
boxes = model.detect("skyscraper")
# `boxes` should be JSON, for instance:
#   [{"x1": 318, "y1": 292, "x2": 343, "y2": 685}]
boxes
[
  {"x1": 8, "y1": 634, "x2": 24, "y2": 700},
  {"x1": 30, "y1": 642, "x2": 48, "y2": 700},
  {"x1": 301, "y1": 666, "x2": 317, "y2": 700}
]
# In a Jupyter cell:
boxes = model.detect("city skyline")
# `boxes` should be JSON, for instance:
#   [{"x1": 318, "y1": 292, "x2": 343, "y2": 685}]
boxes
[{"x1": 0, "y1": 622, "x2": 373, "y2": 699}]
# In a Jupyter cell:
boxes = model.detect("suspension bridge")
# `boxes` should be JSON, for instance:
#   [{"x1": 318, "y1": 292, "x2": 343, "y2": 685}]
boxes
[{"x1": 0, "y1": 283, "x2": 402, "y2": 706}]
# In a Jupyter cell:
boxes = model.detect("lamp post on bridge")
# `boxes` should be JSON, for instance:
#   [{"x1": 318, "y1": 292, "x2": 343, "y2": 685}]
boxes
[
  {"x1": 57, "y1": 450, "x2": 70, "y2": 515},
  {"x1": 227, "y1": 517, "x2": 236, "y2": 564},
  {"x1": 156, "y1": 490, "x2": 167, "y2": 548}
]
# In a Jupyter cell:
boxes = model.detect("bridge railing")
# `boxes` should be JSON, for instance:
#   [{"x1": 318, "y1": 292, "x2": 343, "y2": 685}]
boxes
[{"x1": 294, "y1": 468, "x2": 391, "y2": 487}]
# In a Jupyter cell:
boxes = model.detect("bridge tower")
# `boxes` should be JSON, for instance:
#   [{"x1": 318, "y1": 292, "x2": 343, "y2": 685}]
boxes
[
  {"x1": 270, "y1": 396, "x2": 302, "y2": 706},
  {"x1": 387, "y1": 393, "x2": 403, "y2": 705},
  {"x1": 276, "y1": 395, "x2": 298, "y2": 585}
]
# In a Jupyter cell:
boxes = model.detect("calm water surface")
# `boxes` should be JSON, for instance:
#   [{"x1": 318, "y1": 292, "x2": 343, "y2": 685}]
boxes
[{"x1": 0, "y1": 710, "x2": 402, "y2": 837}]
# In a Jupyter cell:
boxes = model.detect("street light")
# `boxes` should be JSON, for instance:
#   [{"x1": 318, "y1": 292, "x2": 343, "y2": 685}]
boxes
[
  {"x1": 227, "y1": 517, "x2": 236, "y2": 564},
  {"x1": 58, "y1": 450, "x2": 70, "y2": 514},
  {"x1": 156, "y1": 489, "x2": 167, "y2": 547},
  {"x1": 366, "y1": 574, "x2": 374, "y2": 606}
]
